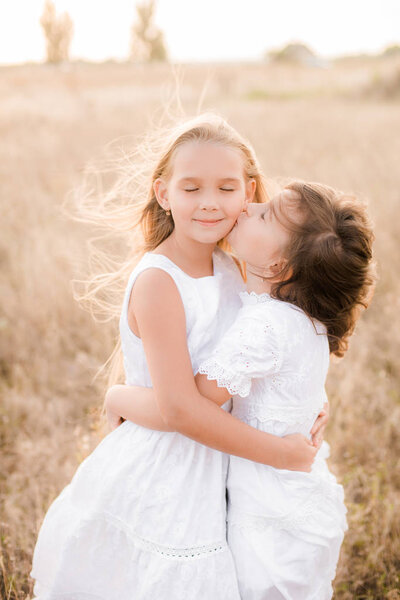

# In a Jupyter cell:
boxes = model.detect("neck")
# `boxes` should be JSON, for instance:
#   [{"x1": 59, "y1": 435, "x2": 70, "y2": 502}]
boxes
[
  {"x1": 155, "y1": 230, "x2": 216, "y2": 278},
  {"x1": 245, "y1": 263, "x2": 274, "y2": 295}
]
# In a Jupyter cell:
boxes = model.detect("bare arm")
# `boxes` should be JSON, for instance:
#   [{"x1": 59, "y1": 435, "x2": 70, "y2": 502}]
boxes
[
  {"x1": 106, "y1": 378, "x2": 328, "y2": 446},
  {"x1": 194, "y1": 376, "x2": 330, "y2": 447},
  {"x1": 105, "y1": 376, "x2": 229, "y2": 433},
  {"x1": 105, "y1": 385, "x2": 172, "y2": 432},
  {"x1": 120, "y1": 268, "x2": 317, "y2": 471},
  {"x1": 194, "y1": 373, "x2": 231, "y2": 404}
]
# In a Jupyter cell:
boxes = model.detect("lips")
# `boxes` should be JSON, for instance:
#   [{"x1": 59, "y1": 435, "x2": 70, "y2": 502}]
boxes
[{"x1": 193, "y1": 218, "x2": 224, "y2": 226}]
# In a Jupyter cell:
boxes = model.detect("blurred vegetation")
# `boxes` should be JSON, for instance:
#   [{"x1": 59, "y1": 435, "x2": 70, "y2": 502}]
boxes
[
  {"x1": 267, "y1": 42, "x2": 325, "y2": 67},
  {"x1": 40, "y1": 0, "x2": 74, "y2": 64},
  {"x1": 130, "y1": 0, "x2": 168, "y2": 63},
  {"x1": 382, "y1": 45, "x2": 400, "y2": 58},
  {"x1": 0, "y1": 56, "x2": 399, "y2": 598}
]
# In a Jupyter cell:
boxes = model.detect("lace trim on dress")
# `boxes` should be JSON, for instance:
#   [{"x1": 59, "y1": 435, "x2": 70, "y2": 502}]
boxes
[
  {"x1": 239, "y1": 291, "x2": 274, "y2": 304},
  {"x1": 198, "y1": 360, "x2": 251, "y2": 398},
  {"x1": 73, "y1": 509, "x2": 228, "y2": 561},
  {"x1": 127, "y1": 532, "x2": 227, "y2": 560},
  {"x1": 232, "y1": 402, "x2": 323, "y2": 425}
]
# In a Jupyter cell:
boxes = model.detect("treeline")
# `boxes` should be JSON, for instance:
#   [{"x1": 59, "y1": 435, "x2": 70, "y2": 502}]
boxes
[
  {"x1": 40, "y1": 0, "x2": 400, "y2": 67},
  {"x1": 40, "y1": 0, "x2": 167, "y2": 64}
]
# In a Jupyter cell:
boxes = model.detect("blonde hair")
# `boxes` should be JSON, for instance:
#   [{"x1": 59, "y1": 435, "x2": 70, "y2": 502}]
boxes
[{"x1": 72, "y1": 112, "x2": 268, "y2": 393}]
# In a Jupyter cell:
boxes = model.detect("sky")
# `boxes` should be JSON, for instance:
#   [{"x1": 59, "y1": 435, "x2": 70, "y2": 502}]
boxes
[{"x1": 0, "y1": 0, "x2": 399, "y2": 65}]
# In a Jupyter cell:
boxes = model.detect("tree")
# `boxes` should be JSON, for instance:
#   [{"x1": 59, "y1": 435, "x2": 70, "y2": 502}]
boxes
[
  {"x1": 130, "y1": 0, "x2": 168, "y2": 62},
  {"x1": 40, "y1": 0, "x2": 74, "y2": 64},
  {"x1": 266, "y1": 42, "x2": 329, "y2": 68},
  {"x1": 267, "y1": 43, "x2": 317, "y2": 66},
  {"x1": 382, "y1": 45, "x2": 400, "y2": 58}
]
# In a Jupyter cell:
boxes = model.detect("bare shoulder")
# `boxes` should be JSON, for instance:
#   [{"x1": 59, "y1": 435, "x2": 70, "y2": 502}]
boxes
[
  {"x1": 133, "y1": 267, "x2": 178, "y2": 296},
  {"x1": 130, "y1": 267, "x2": 184, "y2": 321}
]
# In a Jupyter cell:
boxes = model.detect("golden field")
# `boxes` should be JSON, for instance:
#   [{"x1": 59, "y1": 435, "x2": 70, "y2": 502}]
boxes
[{"x1": 1, "y1": 57, "x2": 400, "y2": 599}]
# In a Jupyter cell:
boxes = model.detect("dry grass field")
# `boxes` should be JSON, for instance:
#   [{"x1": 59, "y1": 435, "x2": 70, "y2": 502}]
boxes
[{"x1": 1, "y1": 57, "x2": 400, "y2": 599}]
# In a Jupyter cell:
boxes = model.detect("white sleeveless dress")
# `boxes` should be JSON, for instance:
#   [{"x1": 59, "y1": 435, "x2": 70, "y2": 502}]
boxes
[
  {"x1": 30, "y1": 249, "x2": 244, "y2": 600},
  {"x1": 199, "y1": 291, "x2": 348, "y2": 600}
]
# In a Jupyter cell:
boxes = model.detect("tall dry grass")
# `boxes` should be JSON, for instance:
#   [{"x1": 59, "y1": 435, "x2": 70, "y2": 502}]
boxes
[{"x1": 0, "y1": 59, "x2": 399, "y2": 599}]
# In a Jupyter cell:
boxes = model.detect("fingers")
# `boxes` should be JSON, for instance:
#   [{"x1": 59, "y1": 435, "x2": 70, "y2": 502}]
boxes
[
  {"x1": 311, "y1": 410, "x2": 328, "y2": 433},
  {"x1": 310, "y1": 410, "x2": 327, "y2": 435},
  {"x1": 311, "y1": 430, "x2": 321, "y2": 446},
  {"x1": 312, "y1": 432, "x2": 323, "y2": 449}
]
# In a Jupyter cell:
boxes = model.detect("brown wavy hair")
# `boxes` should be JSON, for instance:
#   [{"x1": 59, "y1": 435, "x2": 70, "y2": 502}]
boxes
[{"x1": 271, "y1": 181, "x2": 376, "y2": 357}]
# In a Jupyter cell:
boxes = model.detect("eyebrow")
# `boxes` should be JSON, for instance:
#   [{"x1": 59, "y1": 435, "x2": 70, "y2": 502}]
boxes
[{"x1": 177, "y1": 177, "x2": 241, "y2": 184}]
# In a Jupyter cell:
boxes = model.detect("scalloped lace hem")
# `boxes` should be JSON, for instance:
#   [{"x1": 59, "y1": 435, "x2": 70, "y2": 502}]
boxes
[
  {"x1": 198, "y1": 360, "x2": 250, "y2": 398},
  {"x1": 239, "y1": 291, "x2": 274, "y2": 303}
]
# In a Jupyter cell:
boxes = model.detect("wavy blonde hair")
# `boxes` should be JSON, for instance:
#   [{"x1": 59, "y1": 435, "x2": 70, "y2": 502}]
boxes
[{"x1": 72, "y1": 112, "x2": 269, "y2": 392}]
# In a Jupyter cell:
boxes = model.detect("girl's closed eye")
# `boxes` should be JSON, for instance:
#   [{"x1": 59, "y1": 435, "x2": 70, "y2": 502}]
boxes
[{"x1": 184, "y1": 187, "x2": 234, "y2": 192}]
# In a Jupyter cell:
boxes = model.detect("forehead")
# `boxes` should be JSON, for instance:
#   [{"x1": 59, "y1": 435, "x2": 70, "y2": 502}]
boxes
[
  {"x1": 271, "y1": 190, "x2": 301, "y2": 212},
  {"x1": 272, "y1": 189, "x2": 300, "y2": 206},
  {"x1": 270, "y1": 189, "x2": 303, "y2": 227},
  {"x1": 171, "y1": 140, "x2": 245, "y2": 180}
]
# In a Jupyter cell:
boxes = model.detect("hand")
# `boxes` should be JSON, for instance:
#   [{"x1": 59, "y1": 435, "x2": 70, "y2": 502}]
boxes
[
  {"x1": 310, "y1": 401, "x2": 330, "y2": 448},
  {"x1": 279, "y1": 433, "x2": 318, "y2": 472}
]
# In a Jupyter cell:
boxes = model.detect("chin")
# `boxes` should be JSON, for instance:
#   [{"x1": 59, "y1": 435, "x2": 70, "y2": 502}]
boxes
[
  {"x1": 201, "y1": 226, "x2": 233, "y2": 243},
  {"x1": 193, "y1": 232, "x2": 224, "y2": 245}
]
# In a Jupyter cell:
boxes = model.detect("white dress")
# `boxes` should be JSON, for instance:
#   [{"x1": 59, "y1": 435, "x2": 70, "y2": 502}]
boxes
[
  {"x1": 199, "y1": 291, "x2": 348, "y2": 600},
  {"x1": 30, "y1": 248, "x2": 244, "y2": 600}
]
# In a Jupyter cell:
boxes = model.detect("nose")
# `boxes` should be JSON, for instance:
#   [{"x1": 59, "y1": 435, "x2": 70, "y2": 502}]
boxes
[
  {"x1": 199, "y1": 190, "x2": 220, "y2": 211},
  {"x1": 199, "y1": 196, "x2": 219, "y2": 210}
]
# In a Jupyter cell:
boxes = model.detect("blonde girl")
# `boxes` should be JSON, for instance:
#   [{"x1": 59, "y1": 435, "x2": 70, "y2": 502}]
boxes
[{"x1": 30, "y1": 114, "x2": 327, "y2": 600}]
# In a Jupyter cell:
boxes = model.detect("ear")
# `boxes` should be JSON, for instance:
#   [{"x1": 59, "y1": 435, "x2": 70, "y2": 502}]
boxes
[
  {"x1": 266, "y1": 258, "x2": 288, "y2": 278},
  {"x1": 244, "y1": 178, "x2": 256, "y2": 208},
  {"x1": 153, "y1": 178, "x2": 169, "y2": 211}
]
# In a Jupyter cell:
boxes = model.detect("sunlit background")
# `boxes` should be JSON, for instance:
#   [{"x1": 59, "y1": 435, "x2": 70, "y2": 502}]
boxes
[
  {"x1": 1, "y1": 2, "x2": 400, "y2": 599},
  {"x1": 1, "y1": 0, "x2": 399, "y2": 64}
]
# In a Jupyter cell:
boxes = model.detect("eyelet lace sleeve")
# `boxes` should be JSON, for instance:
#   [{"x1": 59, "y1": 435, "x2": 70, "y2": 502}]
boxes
[{"x1": 198, "y1": 304, "x2": 282, "y2": 398}]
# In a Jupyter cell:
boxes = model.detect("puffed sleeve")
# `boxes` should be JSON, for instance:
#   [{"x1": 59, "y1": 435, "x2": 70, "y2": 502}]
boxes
[{"x1": 198, "y1": 303, "x2": 283, "y2": 398}]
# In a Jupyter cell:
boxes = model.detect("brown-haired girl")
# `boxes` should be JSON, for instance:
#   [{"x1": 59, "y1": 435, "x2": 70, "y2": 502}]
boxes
[
  {"x1": 106, "y1": 181, "x2": 375, "y2": 598},
  {"x1": 30, "y1": 115, "x2": 328, "y2": 599}
]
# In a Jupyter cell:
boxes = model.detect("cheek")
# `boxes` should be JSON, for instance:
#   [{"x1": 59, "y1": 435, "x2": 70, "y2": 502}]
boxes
[
  {"x1": 232, "y1": 220, "x2": 253, "y2": 252},
  {"x1": 223, "y1": 194, "x2": 245, "y2": 220},
  {"x1": 239, "y1": 224, "x2": 269, "y2": 263},
  {"x1": 171, "y1": 195, "x2": 193, "y2": 219}
]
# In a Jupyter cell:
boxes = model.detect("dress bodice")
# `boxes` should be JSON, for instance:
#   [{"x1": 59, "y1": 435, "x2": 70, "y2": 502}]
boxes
[{"x1": 119, "y1": 248, "x2": 245, "y2": 386}]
